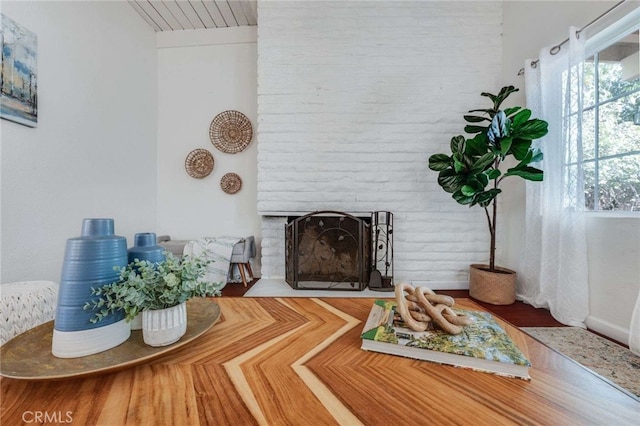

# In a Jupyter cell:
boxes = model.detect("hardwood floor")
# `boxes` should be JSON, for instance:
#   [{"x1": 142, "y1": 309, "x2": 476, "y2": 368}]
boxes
[
  {"x1": 437, "y1": 290, "x2": 565, "y2": 327},
  {"x1": 3, "y1": 298, "x2": 637, "y2": 425},
  {"x1": 220, "y1": 281, "x2": 564, "y2": 327}
]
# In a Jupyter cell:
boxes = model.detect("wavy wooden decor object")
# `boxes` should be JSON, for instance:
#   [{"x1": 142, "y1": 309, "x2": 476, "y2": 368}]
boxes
[{"x1": 1, "y1": 298, "x2": 638, "y2": 425}]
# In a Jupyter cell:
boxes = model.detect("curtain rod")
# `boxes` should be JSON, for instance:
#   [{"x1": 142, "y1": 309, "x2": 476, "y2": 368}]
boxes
[{"x1": 517, "y1": 0, "x2": 627, "y2": 76}]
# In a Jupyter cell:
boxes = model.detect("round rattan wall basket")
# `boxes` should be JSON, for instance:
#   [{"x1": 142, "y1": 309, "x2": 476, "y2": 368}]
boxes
[
  {"x1": 220, "y1": 173, "x2": 242, "y2": 194},
  {"x1": 185, "y1": 149, "x2": 214, "y2": 179},
  {"x1": 209, "y1": 110, "x2": 253, "y2": 154}
]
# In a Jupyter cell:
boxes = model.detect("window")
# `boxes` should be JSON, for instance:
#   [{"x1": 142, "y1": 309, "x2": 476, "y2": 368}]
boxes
[{"x1": 580, "y1": 29, "x2": 640, "y2": 211}]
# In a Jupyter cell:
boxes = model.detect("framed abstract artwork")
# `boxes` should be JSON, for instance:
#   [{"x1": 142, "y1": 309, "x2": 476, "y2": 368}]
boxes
[{"x1": 1, "y1": 14, "x2": 38, "y2": 128}]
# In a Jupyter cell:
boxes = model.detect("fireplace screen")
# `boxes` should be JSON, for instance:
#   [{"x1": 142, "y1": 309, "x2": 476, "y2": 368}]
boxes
[{"x1": 285, "y1": 211, "x2": 371, "y2": 290}]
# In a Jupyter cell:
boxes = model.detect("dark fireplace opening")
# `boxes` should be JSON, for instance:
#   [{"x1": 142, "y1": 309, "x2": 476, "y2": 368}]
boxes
[{"x1": 285, "y1": 211, "x2": 371, "y2": 290}]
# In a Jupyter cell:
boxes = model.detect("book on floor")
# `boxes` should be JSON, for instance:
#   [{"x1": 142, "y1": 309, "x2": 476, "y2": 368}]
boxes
[{"x1": 360, "y1": 300, "x2": 531, "y2": 380}]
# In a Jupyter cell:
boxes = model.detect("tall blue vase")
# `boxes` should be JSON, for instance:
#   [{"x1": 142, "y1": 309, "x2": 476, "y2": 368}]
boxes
[{"x1": 51, "y1": 218, "x2": 131, "y2": 358}]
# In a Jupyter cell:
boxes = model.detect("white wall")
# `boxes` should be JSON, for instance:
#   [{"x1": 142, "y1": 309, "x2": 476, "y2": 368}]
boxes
[
  {"x1": 1, "y1": 1, "x2": 157, "y2": 282},
  {"x1": 585, "y1": 217, "x2": 640, "y2": 342},
  {"x1": 257, "y1": 1, "x2": 504, "y2": 286},
  {"x1": 502, "y1": 1, "x2": 640, "y2": 342},
  {"x1": 156, "y1": 27, "x2": 260, "y2": 272}
]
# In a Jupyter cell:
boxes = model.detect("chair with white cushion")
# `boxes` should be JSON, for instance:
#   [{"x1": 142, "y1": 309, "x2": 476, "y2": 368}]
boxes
[
  {"x1": 1, "y1": 281, "x2": 59, "y2": 346},
  {"x1": 229, "y1": 236, "x2": 256, "y2": 287},
  {"x1": 158, "y1": 235, "x2": 256, "y2": 287}
]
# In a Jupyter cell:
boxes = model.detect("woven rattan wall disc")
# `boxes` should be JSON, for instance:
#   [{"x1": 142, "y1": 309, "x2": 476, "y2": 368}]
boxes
[
  {"x1": 220, "y1": 173, "x2": 242, "y2": 194},
  {"x1": 209, "y1": 110, "x2": 253, "y2": 154},
  {"x1": 185, "y1": 149, "x2": 214, "y2": 179}
]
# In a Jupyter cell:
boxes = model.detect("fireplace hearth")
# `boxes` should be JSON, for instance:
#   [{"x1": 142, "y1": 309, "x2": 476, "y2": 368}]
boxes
[{"x1": 285, "y1": 211, "x2": 371, "y2": 290}]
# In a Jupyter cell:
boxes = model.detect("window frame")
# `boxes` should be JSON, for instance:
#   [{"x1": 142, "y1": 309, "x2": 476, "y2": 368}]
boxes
[{"x1": 577, "y1": 14, "x2": 640, "y2": 214}]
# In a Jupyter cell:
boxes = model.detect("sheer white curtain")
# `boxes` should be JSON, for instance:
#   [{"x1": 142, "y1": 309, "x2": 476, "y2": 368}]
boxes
[
  {"x1": 519, "y1": 28, "x2": 589, "y2": 328},
  {"x1": 631, "y1": 296, "x2": 640, "y2": 355}
]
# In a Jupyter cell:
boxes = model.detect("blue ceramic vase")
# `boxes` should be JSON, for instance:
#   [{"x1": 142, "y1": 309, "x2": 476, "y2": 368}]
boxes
[
  {"x1": 128, "y1": 232, "x2": 166, "y2": 264},
  {"x1": 51, "y1": 218, "x2": 131, "y2": 358}
]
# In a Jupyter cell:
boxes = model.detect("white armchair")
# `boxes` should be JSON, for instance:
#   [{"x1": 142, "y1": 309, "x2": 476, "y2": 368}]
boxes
[
  {"x1": 158, "y1": 235, "x2": 256, "y2": 287},
  {"x1": 1, "y1": 281, "x2": 58, "y2": 346}
]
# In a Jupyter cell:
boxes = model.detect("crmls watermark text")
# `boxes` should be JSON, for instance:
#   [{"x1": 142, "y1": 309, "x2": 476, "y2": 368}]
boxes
[{"x1": 22, "y1": 411, "x2": 73, "y2": 423}]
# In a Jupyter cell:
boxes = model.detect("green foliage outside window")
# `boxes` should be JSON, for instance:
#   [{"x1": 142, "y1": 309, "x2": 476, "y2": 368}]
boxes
[{"x1": 580, "y1": 42, "x2": 640, "y2": 211}]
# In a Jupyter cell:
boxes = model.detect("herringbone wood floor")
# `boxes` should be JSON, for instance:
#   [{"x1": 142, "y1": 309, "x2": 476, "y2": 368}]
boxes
[
  {"x1": 3, "y1": 297, "x2": 637, "y2": 425},
  {"x1": 226, "y1": 280, "x2": 630, "y2": 347}
]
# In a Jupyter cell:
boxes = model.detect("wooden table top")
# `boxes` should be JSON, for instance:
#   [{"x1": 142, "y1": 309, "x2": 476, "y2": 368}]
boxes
[{"x1": 2, "y1": 297, "x2": 639, "y2": 425}]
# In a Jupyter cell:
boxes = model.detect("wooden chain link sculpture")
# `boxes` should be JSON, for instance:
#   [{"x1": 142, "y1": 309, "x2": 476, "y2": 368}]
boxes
[{"x1": 394, "y1": 283, "x2": 474, "y2": 334}]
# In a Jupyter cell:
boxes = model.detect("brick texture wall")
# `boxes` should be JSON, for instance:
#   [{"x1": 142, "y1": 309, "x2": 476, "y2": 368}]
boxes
[{"x1": 257, "y1": 1, "x2": 504, "y2": 287}]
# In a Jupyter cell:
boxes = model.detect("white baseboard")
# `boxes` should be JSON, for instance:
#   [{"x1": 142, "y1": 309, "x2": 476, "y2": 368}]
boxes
[{"x1": 585, "y1": 315, "x2": 630, "y2": 346}]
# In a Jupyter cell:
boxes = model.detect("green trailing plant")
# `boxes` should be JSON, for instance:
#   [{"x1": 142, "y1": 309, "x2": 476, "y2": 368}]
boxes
[
  {"x1": 84, "y1": 252, "x2": 223, "y2": 323},
  {"x1": 428, "y1": 86, "x2": 549, "y2": 272}
]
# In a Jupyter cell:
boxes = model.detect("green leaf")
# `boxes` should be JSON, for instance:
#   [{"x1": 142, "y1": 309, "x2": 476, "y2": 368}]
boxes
[
  {"x1": 510, "y1": 138, "x2": 533, "y2": 161},
  {"x1": 484, "y1": 86, "x2": 519, "y2": 110},
  {"x1": 456, "y1": 139, "x2": 466, "y2": 155},
  {"x1": 470, "y1": 152, "x2": 496, "y2": 174},
  {"x1": 463, "y1": 115, "x2": 490, "y2": 123},
  {"x1": 450, "y1": 135, "x2": 465, "y2": 153},
  {"x1": 428, "y1": 153, "x2": 451, "y2": 171},
  {"x1": 465, "y1": 175, "x2": 487, "y2": 191},
  {"x1": 519, "y1": 146, "x2": 543, "y2": 165},
  {"x1": 464, "y1": 125, "x2": 488, "y2": 134},
  {"x1": 504, "y1": 166, "x2": 544, "y2": 181},
  {"x1": 488, "y1": 144, "x2": 502, "y2": 157},
  {"x1": 474, "y1": 172, "x2": 489, "y2": 188},
  {"x1": 467, "y1": 108, "x2": 496, "y2": 117},
  {"x1": 465, "y1": 133, "x2": 488, "y2": 156},
  {"x1": 452, "y1": 190, "x2": 475, "y2": 205},
  {"x1": 513, "y1": 119, "x2": 548, "y2": 140},
  {"x1": 461, "y1": 185, "x2": 477, "y2": 196},
  {"x1": 530, "y1": 148, "x2": 543, "y2": 163},
  {"x1": 453, "y1": 155, "x2": 466, "y2": 173},
  {"x1": 500, "y1": 136, "x2": 513, "y2": 156},
  {"x1": 511, "y1": 109, "x2": 532, "y2": 127},
  {"x1": 437, "y1": 169, "x2": 464, "y2": 193},
  {"x1": 480, "y1": 91, "x2": 498, "y2": 104},
  {"x1": 462, "y1": 152, "x2": 478, "y2": 170},
  {"x1": 518, "y1": 149, "x2": 534, "y2": 166},
  {"x1": 476, "y1": 188, "x2": 502, "y2": 207},
  {"x1": 486, "y1": 169, "x2": 501, "y2": 180},
  {"x1": 504, "y1": 106, "x2": 522, "y2": 117}
]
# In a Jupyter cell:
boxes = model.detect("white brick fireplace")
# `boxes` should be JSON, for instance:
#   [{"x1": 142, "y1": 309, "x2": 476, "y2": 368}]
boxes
[{"x1": 256, "y1": 1, "x2": 505, "y2": 289}]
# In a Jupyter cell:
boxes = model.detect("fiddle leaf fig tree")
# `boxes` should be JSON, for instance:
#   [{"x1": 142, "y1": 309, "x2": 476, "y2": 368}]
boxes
[{"x1": 428, "y1": 86, "x2": 548, "y2": 272}]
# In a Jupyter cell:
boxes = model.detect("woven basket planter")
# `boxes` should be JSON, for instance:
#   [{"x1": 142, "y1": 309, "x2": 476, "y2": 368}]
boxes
[{"x1": 469, "y1": 264, "x2": 516, "y2": 305}]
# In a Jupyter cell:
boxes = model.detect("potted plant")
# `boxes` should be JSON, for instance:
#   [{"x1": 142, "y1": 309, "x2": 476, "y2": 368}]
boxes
[
  {"x1": 428, "y1": 86, "x2": 548, "y2": 304},
  {"x1": 84, "y1": 252, "x2": 223, "y2": 346}
]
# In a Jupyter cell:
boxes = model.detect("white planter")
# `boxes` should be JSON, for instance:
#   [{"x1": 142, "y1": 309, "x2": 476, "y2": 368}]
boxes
[
  {"x1": 130, "y1": 314, "x2": 142, "y2": 330},
  {"x1": 142, "y1": 302, "x2": 187, "y2": 347}
]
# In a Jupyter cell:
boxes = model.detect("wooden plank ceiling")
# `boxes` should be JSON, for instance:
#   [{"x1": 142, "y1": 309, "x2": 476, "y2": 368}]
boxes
[{"x1": 129, "y1": 1, "x2": 257, "y2": 31}]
